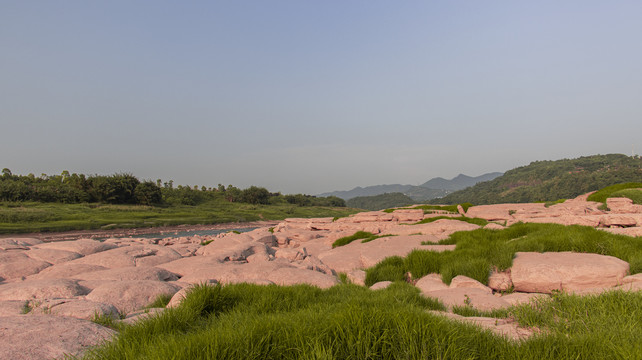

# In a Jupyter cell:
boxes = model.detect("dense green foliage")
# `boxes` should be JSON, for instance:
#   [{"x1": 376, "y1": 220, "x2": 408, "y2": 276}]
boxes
[
  {"x1": 586, "y1": 182, "x2": 642, "y2": 204},
  {"x1": 84, "y1": 282, "x2": 642, "y2": 359},
  {"x1": 430, "y1": 154, "x2": 642, "y2": 205},
  {"x1": 0, "y1": 169, "x2": 345, "y2": 207},
  {"x1": 365, "y1": 222, "x2": 642, "y2": 286},
  {"x1": 346, "y1": 192, "x2": 414, "y2": 210},
  {"x1": 0, "y1": 201, "x2": 358, "y2": 234}
]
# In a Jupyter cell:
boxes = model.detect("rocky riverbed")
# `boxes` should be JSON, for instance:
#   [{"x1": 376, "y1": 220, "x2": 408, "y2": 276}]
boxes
[{"x1": 1, "y1": 192, "x2": 642, "y2": 359}]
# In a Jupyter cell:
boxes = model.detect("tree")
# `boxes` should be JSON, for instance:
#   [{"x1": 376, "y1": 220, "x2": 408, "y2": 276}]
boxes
[
  {"x1": 135, "y1": 181, "x2": 162, "y2": 205},
  {"x1": 240, "y1": 186, "x2": 270, "y2": 204}
]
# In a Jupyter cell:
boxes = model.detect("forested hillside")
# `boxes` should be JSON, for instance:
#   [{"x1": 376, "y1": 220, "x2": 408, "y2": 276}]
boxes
[
  {"x1": 430, "y1": 154, "x2": 642, "y2": 205},
  {"x1": 346, "y1": 192, "x2": 415, "y2": 211}
]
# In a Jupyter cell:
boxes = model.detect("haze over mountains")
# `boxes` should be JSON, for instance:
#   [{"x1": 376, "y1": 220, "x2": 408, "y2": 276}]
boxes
[{"x1": 318, "y1": 172, "x2": 503, "y2": 201}]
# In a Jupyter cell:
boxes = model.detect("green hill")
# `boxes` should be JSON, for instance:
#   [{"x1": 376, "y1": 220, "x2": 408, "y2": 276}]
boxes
[
  {"x1": 346, "y1": 192, "x2": 415, "y2": 211},
  {"x1": 429, "y1": 154, "x2": 642, "y2": 205}
]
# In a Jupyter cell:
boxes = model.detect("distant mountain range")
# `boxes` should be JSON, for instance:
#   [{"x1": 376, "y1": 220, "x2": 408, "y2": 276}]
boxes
[{"x1": 318, "y1": 172, "x2": 503, "y2": 201}]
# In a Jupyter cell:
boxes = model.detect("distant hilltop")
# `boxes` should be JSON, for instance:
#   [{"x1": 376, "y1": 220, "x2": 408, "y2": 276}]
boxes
[{"x1": 318, "y1": 172, "x2": 503, "y2": 202}]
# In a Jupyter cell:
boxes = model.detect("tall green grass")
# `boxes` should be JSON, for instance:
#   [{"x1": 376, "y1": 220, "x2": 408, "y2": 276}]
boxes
[
  {"x1": 366, "y1": 223, "x2": 642, "y2": 286},
  {"x1": 587, "y1": 182, "x2": 642, "y2": 204},
  {"x1": 83, "y1": 283, "x2": 642, "y2": 359}
]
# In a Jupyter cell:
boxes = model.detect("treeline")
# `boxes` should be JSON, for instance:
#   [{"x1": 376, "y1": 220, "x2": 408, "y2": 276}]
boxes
[
  {"x1": 0, "y1": 169, "x2": 345, "y2": 207},
  {"x1": 430, "y1": 154, "x2": 642, "y2": 205}
]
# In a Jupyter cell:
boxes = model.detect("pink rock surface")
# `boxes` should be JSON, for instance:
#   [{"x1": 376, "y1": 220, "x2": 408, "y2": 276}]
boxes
[
  {"x1": 423, "y1": 288, "x2": 510, "y2": 311},
  {"x1": 0, "y1": 279, "x2": 89, "y2": 301},
  {"x1": 318, "y1": 234, "x2": 435, "y2": 273},
  {"x1": 370, "y1": 281, "x2": 392, "y2": 290},
  {"x1": 488, "y1": 271, "x2": 513, "y2": 291},
  {"x1": 346, "y1": 269, "x2": 366, "y2": 286},
  {"x1": 67, "y1": 244, "x2": 181, "y2": 268},
  {"x1": 607, "y1": 197, "x2": 642, "y2": 214},
  {"x1": 511, "y1": 252, "x2": 629, "y2": 294},
  {"x1": 32, "y1": 298, "x2": 120, "y2": 320},
  {"x1": 29, "y1": 263, "x2": 108, "y2": 280},
  {"x1": 267, "y1": 266, "x2": 338, "y2": 288},
  {"x1": 34, "y1": 239, "x2": 117, "y2": 256},
  {"x1": 0, "y1": 300, "x2": 25, "y2": 316},
  {"x1": 449, "y1": 275, "x2": 493, "y2": 293},
  {"x1": 429, "y1": 311, "x2": 535, "y2": 340},
  {"x1": 415, "y1": 273, "x2": 449, "y2": 293},
  {"x1": 599, "y1": 215, "x2": 638, "y2": 228},
  {"x1": 0, "y1": 315, "x2": 115, "y2": 360},
  {"x1": 86, "y1": 280, "x2": 181, "y2": 313},
  {"x1": 0, "y1": 252, "x2": 51, "y2": 280},
  {"x1": 73, "y1": 266, "x2": 179, "y2": 282},
  {"x1": 25, "y1": 248, "x2": 82, "y2": 264},
  {"x1": 500, "y1": 292, "x2": 548, "y2": 306}
]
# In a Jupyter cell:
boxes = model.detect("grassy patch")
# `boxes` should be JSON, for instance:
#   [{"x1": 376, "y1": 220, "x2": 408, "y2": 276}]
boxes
[
  {"x1": 84, "y1": 282, "x2": 642, "y2": 359},
  {"x1": 543, "y1": 199, "x2": 566, "y2": 207},
  {"x1": 144, "y1": 294, "x2": 173, "y2": 309},
  {"x1": 332, "y1": 232, "x2": 396, "y2": 248},
  {"x1": 610, "y1": 188, "x2": 642, "y2": 204},
  {"x1": 587, "y1": 182, "x2": 642, "y2": 204},
  {"x1": 384, "y1": 203, "x2": 473, "y2": 214},
  {"x1": 413, "y1": 216, "x2": 488, "y2": 226},
  {"x1": 0, "y1": 201, "x2": 359, "y2": 234},
  {"x1": 366, "y1": 222, "x2": 642, "y2": 286}
]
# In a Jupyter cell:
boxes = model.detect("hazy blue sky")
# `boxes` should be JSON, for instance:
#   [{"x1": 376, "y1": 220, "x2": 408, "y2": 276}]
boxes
[{"x1": 2, "y1": 1, "x2": 641, "y2": 194}]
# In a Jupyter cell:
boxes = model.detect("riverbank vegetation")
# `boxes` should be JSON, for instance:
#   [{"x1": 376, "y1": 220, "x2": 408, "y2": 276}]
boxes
[{"x1": 0, "y1": 169, "x2": 355, "y2": 234}]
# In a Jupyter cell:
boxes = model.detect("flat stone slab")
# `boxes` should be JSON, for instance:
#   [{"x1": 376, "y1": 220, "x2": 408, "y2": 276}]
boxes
[
  {"x1": 0, "y1": 315, "x2": 115, "y2": 360},
  {"x1": 511, "y1": 252, "x2": 629, "y2": 294}
]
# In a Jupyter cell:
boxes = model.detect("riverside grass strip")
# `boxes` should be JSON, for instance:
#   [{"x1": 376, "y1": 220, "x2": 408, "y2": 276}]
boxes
[
  {"x1": 83, "y1": 282, "x2": 642, "y2": 360},
  {"x1": 0, "y1": 201, "x2": 359, "y2": 234}
]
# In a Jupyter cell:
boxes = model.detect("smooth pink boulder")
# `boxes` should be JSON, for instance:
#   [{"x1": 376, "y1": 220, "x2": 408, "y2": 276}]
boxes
[
  {"x1": 31, "y1": 298, "x2": 120, "y2": 320},
  {"x1": 488, "y1": 271, "x2": 513, "y2": 291},
  {"x1": 415, "y1": 273, "x2": 449, "y2": 292},
  {"x1": 511, "y1": 252, "x2": 629, "y2": 294},
  {"x1": 599, "y1": 215, "x2": 638, "y2": 228},
  {"x1": 0, "y1": 252, "x2": 51, "y2": 280},
  {"x1": 34, "y1": 239, "x2": 117, "y2": 256},
  {"x1": 86, "y1": 280, "x2": 181, "y2": 313},
  {"x1": 68, "y1": 244, "x2": 182, "y2": 268},
  {"x1": 29, "y1": 263, "x2": 108, "y2": 280},
  {"x1": 0, "y1": 315, "x2": 115, "y2": 360},
  {"x1": 73, "y1": 266, "x2": 179, "y2": 282},
  {"x1": 0, "y1": 279, "x2": 89, "y2": 301},
  {"x1": 449, "y1": 275, "x2": 493, "y2": 293},
  {"x1": 25, "y1": 248, "x2": 82, "y2": 264},
  {"x1": 370, "y1": 281, "x2": 392, "y2": 290}
]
